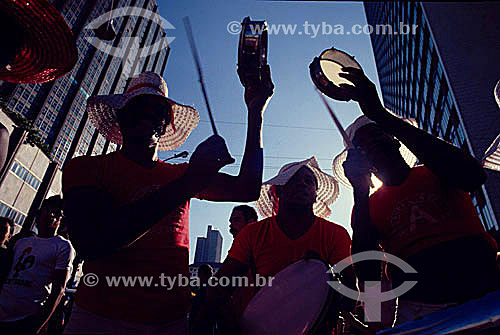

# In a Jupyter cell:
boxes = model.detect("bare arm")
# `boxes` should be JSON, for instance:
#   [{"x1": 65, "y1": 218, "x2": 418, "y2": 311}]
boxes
[
  {"x1": 340, "y1": 67, "x2": 486, "y2": 192},
  {"x1": 200, "y1": 65, "x2": 274, "y2": 202},
  {"x1": 343, "y1": 149, "x2": 381, "y2": 282},
  {"x1": 35, "y1": 269, "x2": 68, "y2": 333}
]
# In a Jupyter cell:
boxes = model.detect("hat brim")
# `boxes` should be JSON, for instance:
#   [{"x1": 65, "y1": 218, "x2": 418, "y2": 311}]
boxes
[
  {"x1": 0, "y1": 0, "x2": 77, "y2": 84},
  {"x1": 254, "y1": 158, "x2": 339, "y2": 219},
  {"x1": 332, "y1": 144, "x2": 418, "y2": 189},
  {"x1": 482, "y1": 133, "x2": 500, "y2": 172},
  {"x1": 87, "y1": 88, "x2": 199, "y2": 151}
]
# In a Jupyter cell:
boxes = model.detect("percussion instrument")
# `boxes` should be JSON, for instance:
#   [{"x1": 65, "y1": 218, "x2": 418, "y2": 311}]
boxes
[
  {"x1": 238, "y1": 16, "x2": 268, "y2": 87},
  {"x1": 310, "y1": 47, "x2": 362, "y2": 101},
  {"x1": 240, "y1": 258, "x2": 337, "y2": 335},
  {"x1": 377, "y1": 290, "x2": 500, "y2": 334}
]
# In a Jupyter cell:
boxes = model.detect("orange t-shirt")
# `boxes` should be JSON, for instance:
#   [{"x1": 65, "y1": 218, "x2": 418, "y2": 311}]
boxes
[
  {"x1": 369, "y1": 165, "x2": 497, "y2": 259},
  {"x1": 63, "y1": 152, "x2": 191, "y2": 323},
  {"x1": 228, "y1": 216, "x2": 351, "y2": 314},
  {"x1": 228, "y1": 216, "x2": 351, "y2": 278}
]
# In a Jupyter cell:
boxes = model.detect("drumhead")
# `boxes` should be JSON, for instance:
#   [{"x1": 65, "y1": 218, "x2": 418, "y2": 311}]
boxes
[
  {"x1": 241, "y1": 259, "x2": 334, "y2": 335},
  {"x1": 310, "y1": 48, "x2": 362, "y2": 101}
]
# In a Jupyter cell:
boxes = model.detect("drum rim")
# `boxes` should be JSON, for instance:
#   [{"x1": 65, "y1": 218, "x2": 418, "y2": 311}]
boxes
[{"x1": 309, "y1": 47, "x2": 362, "y2": 101}]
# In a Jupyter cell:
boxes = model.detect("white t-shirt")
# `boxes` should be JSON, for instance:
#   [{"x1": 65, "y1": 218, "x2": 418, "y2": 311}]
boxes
[{"x1": 0, "y1": 235, "x2": 75, "y2": 322}]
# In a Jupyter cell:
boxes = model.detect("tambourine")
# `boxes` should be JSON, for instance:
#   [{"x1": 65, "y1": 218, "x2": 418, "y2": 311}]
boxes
[
  {"x1": 310, "y1": 47, "x2": 362, "y2": 101},
  {"x1": 238, "y1": 16, "x2": 268, "y2": 87}
]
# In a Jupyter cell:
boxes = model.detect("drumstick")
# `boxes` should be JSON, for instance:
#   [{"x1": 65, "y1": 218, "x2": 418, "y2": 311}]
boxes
[
  {"x1": 183, "y1": 16, "x2": 218, "y2": 136},
  {"x1": 316, "y1": 88, "x2": 376, "y2": 188},
  {"x1": 315, "y1": 87, "x2": 353, "y2": 148}
]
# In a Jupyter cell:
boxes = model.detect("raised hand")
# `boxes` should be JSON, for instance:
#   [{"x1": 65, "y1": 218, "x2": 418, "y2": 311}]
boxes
[
  {"x1": 339, "y1": 67, "x2": 389, "y2": 123},
  {"x1": 343, "y1": 149, "x2": 373, "y2": 194},
  {"x1": 239, "y1": 64, "x2": 274, "y2": 115},
  {"x1": 188, "y1": 135, "x2": 236, "y2": 180}
]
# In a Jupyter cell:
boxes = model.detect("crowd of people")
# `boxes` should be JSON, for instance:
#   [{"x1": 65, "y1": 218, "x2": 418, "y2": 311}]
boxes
[{"x1": 0, "y1": 1, "x2": 499, "y2": 335}]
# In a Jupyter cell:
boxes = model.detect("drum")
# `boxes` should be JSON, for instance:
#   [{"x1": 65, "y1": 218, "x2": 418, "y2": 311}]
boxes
[
  {"x1": 310, "y1": 47, "x2": 362, "y2": 101},
  {"x1": 240, "y1": 258, "x2": 336, "y2": 335}
]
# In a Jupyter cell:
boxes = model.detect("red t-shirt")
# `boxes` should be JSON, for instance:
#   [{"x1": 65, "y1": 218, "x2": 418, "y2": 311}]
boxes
[
  {"x1": 228, "y1": 215, "x2": 351, "y2": 279},
  {"x1": 63, "y1": 151, "x2": 192, "y2": 323},
  {"x1": 369, "y1": 165, "x2": 497, "y2": 259},
  {"x1": 228, "y1": 216, "x2": 351, "y2": 315}
]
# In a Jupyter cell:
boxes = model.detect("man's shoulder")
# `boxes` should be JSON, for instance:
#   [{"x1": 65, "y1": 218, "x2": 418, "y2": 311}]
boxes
[
  {"x1": 238, "y1": 217, "x2": 272, "y2": 236},
  {"x1": 64, "y1": 151, "x2": 118, "y2": 170},
  {"x1": 316, "y1": 217, "x2": 350, "y2": 235},
  {"x1": 54, "y1": 235, "x2": 74, "y2": 249}
]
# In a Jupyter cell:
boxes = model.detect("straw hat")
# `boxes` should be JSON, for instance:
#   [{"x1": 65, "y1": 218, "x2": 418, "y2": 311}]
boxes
[
  {"x1": 86, "y1": 72, "x2": 200, "y2": 151},
  {"x1": 481, "y1": 79, "x2": 500, "y2": 172},
  {"x1": 332, "y1": 115, "x2": 418, "y2": 188},
  {"x1": 255, "y1": 157, "x2": 339, "y2": 219},
  {"x1": 0, "y1": 0, "x2": 77, "y2": 83}
]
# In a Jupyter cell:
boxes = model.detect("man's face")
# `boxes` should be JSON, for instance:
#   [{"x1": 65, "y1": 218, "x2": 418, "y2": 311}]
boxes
[
  {"x1": 38, "y1": 205, "x2": 63, "y2": 233},
  {"x1": 352, "y1": 124, "x2": 401, "y2": 170},
  {"x1": 118, "y1": 95, "x2": 172, "y2": 147},
  {"x1": 278, "y1": 166, "x2": 318, "y2": 208},
  {"x1": 229, "y1": 209, "x2": 248, "y2": 237}
]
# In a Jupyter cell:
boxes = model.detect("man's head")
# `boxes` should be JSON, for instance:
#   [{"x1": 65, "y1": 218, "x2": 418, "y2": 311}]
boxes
[
  {"x1": 0, "y1": 217, "x2": 14, "y2": 247},
  {"x1": 352, "y1": 123, "x2": 405, "y2": 176},
  {"x1": 276, "y1": 166, "x2": 318, "y2": 210},
  {"x1": 117, "y1": 94, "x2": 173, "y2": 148},
  {"x1": 229, "y1": 205, "x2": 258, "y2": 237},
  {"x1": 197, "y1": 264, "x2": 213, "y2": 285},
  {"x1": 36, "y1": 196, "x2": 64, "y2": 236}
]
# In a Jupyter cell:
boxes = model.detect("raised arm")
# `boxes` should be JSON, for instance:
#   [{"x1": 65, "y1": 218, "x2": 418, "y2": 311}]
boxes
[
  {"x1": 343, "y1": 149, "x2": 381, "y2": 282},
  {"x1": 340, "y1": 67, "x2": 486, "y2": 192},
  {"x1": 200, "y1": 65, "x2": 274, "y2": 202},
  {"x1": 63, "y1": 136, "x2": 234, "y2": 260}
]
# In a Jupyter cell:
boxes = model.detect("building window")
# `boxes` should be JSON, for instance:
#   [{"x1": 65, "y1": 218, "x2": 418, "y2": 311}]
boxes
[{"x1": 10, "y1": 161, "x2": 42, "y2": 190}]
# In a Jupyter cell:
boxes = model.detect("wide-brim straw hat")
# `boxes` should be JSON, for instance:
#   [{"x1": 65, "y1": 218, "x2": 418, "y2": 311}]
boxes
[
  {"x1": 0, "y1": 0, "x2": 77, "y2": 83},
  {"x1": 332, "y1": 114, "x2": 418, "y2": 188},
  {"x1": 255, "y1": 157, "x2": 339, "y2": 219},
  {"x1": 482, "y1": 79, "x2": 500, "y2": 172},
  {"x1": 86, "y1": 71, "x2": 199, "y2": 151}
]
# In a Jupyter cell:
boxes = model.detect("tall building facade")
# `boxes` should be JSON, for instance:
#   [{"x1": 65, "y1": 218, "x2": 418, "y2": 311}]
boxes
[
  {"x1": 364, "y1": 2, "x2": 500, "y2": 233},
  {"x1": 0, "y1": 0, "x2": 170, "y2": 230},
  {"x1": 194, "y1": 226, "x2": 223, "y2": 263}
]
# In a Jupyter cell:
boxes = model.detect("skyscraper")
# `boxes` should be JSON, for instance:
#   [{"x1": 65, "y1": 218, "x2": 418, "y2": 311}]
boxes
[
  {"x1": 194, "y1": 225, "x2": 223, "y2": 263},
  {"x1": 0, "y1": 0, "x2": 170, "y2": 230},
  {"x1": 364, "y1": 2, "x2": 500, "y2": 233}
]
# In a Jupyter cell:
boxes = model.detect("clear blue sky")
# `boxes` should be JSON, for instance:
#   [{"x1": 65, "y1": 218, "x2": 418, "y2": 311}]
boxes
[{"x1": 156, "y1": 1, "x2": 383, "y2": 263}]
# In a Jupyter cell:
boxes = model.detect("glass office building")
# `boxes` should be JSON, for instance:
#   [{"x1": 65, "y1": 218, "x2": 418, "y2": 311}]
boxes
[{"x1": 364, "y1": 2, "x2": 500, "y2": 232}]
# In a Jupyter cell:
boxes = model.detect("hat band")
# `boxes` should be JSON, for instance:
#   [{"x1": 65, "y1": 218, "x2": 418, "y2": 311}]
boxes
[{"x1": 126, "y1": 83, "x2": 166, "y2": 96}]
